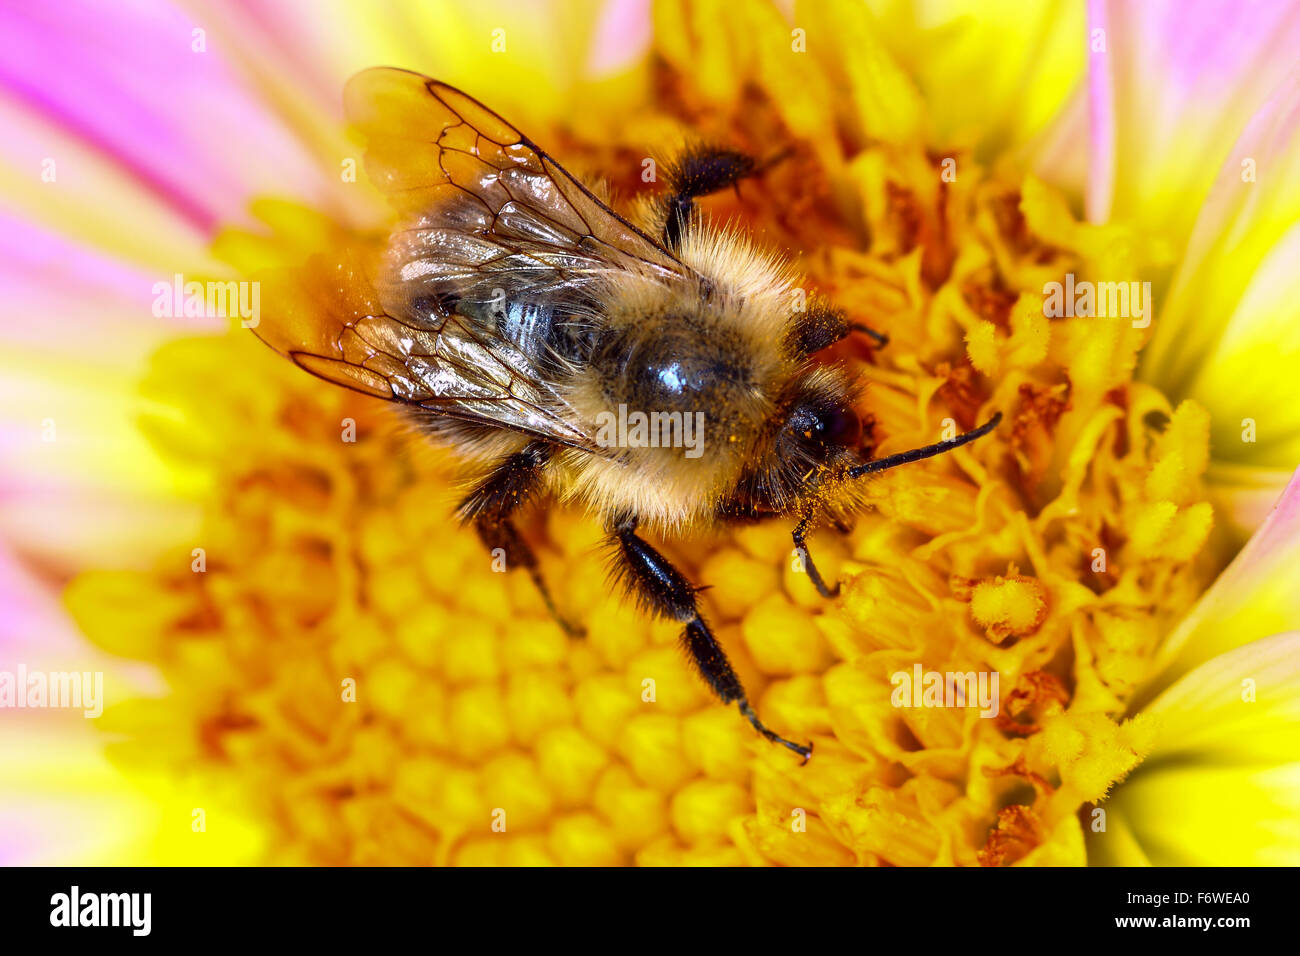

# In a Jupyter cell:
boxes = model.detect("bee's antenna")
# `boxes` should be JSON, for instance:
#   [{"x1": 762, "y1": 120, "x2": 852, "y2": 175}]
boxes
[{"x1": 848, "y1": 412, "x2": 1002, "y2": 479}]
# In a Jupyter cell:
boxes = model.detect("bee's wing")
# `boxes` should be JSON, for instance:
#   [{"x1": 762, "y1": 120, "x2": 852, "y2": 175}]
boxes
[
  {"x1": 255, "y1": 68, "x2": 694, "y2": 454},
  {"x1": 346, "y1": 68, "x2": 683, "y2": 279},
  {"x1": 255, "y1": 239, "x2": 605, "y2": 451}
]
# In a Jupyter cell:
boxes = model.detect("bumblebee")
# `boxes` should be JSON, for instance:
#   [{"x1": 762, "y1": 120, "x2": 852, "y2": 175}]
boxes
[{"x1": 255, "y1": 68, "x2": 1001, "y2": 761}]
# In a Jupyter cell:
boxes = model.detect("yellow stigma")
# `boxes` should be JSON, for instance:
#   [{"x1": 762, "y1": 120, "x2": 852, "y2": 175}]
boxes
[{"x1": 969, "y1": 573, "x2": 1048, "y2": 642}]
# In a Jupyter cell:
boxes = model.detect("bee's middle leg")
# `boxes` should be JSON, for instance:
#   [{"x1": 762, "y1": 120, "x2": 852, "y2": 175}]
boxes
[
  {"x1": 458, "y1": 442, "x2": 582, "y2": 637},
  {"x1": 608, "y1": 515, "x2": 812, "y2": 761}
]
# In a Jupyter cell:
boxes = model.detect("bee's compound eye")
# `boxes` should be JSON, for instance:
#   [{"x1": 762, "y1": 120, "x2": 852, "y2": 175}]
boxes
[
  {"x1": 822, "y1": 405, "x2": 862, "y2": 447},
  {"x1": 789, "y1": 401, "x2": 861, "y2": 449}
]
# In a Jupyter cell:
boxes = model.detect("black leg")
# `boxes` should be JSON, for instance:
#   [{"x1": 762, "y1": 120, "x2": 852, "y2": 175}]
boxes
[
  {"x1": 474, "y1": 517, "x2": 581, "y2": 637},
  {"x1": 457, "y1": 442, "x2": 582, "y2": 636},
  {"x1": 793, "y1": 516, "x2": 840, "y2": 599},
  {"x1": 784, "y1": 301, "x2": 889, "y2": 360},
  {"x1": 456, "y1": 441, "x2": 549, "y2": 523},
  {"x1": 608, "y1": 515, "x2": 811, "y2": 761},
  {"x1": 660, "y1": 145, "x2": 763, "y2": 249}
]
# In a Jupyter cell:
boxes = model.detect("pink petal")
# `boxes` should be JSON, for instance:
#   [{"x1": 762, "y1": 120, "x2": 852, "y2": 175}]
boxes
[
  {"x1": 587, "y1": 0, "x2": 652, "y2": 77},
  {"x1": 0, "y1": 0, "x2": 330, "y2": 234},
  {"x1": 1088, "y1": 0, "x2": 1300, "y2": 237}
]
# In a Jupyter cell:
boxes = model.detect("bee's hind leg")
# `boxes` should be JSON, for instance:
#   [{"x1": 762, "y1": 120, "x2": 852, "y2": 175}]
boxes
[
  {"x1": 608, "y1": 515, "x2": 812, "y2": 762},
  {"x1": 459, "y1": 442, "x2": 583, "y2": 637}
]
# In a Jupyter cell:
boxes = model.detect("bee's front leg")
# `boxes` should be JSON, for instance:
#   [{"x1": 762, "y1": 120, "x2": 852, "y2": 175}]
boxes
[
  {"x1": 784, "y1": 300, "x2": 889, "y2": 358},
  {"x1": 458, "y1": 442, "x2": 582, "y2": 637},
  {"x1": 608, "y1": 515, "x2": 812, "y2": 762},
  {"x1": 792, "y1": 516, "x2": 841, "y2": 599},
  {"x1": 659, "y1": 144, "x2": 774, "y2": 250}
]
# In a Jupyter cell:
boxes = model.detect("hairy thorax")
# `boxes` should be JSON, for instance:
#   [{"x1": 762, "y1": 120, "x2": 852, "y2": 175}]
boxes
[{"x1": 558, "y1": 288, "x2": 784, "y2": 530}]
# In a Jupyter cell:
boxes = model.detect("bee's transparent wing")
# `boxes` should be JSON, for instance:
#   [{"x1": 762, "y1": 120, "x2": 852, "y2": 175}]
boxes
[
  {"x1": 254, "y1": 68, "x2": 692, "y2": 453},
  {"x1": 255, "y1": 240, "x2": 606, "y2": 450},
  {"x1": 346, "y1": 68, "x2": 682, "y2": 278}
]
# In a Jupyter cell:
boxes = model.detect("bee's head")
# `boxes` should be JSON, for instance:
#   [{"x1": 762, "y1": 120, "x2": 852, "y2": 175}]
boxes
[
  {"x1": 734, "y1": 359, "x2": 1005, "y2": 521},
  {"x1": 734, "y1": 365, "x2": 868, "y2": 517}
]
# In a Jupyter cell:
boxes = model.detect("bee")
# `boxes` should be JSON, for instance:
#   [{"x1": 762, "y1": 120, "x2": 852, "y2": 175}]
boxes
[{"x1": 254, "y1": 68, "x2": 1001, "y2": 761}]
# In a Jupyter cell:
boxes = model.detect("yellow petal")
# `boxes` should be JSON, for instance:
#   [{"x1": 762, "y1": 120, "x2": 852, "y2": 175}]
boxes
[
  {"x1": 1138, "y1": 469, "x2": 1300, "y2": 702},
  {"x1": 1103, "y1": 762, "x2": 1300, "y2": 865},
  {"x1": 1143, "y1": 632, "x2": 1300, "y2": 765},
  {"x1": 1102, "y1": 632, "x2": 1300, "y2": 865},
  {"x1": 865, "y1": 0, "x2": 1086, "y2": 161},
  {"x1": 1137, "y1": 75, "x2": 1300, "y2": 519}
]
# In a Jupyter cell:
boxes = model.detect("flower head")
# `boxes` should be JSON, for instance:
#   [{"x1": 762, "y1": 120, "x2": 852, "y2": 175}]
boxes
[{"x1": 5, "y1": 0, "x2": 1300, "y2": 866}]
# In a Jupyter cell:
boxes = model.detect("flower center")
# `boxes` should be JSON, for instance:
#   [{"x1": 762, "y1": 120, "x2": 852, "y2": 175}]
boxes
[{"x1": 64, "y1": 84, "x2": 1216, "y2": 869}]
